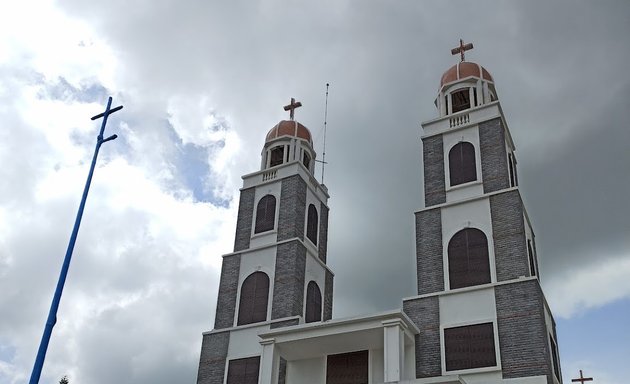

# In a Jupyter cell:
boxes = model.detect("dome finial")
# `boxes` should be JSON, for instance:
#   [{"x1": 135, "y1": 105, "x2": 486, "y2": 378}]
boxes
[
  {"x1": 451, "y1": 38, "x2": 474, "y2": 62},
  {"x1": 283, "y1": 97, "x2": 302, "y2": 120}
]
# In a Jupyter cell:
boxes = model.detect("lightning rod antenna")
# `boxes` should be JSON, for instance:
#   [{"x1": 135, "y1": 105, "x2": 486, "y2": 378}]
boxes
[{"x1": 321, "y1": 83, "x2": 329, "y2": 184}]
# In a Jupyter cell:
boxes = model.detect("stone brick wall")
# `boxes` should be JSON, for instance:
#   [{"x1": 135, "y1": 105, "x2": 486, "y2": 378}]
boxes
[
  {"x1": 318, "y1": 203, "x2": 329, "y2": 263},
  {"x1": 323, "y1": 270, "x2": 334, "y2": 320},
  {"x1": 278, "y1": 175, "x2": 307, "y2": 242},
  {"x1": 272, "y1": 240, "x2": 307, "y2": 319},
  {"x1": 479, "y1": 118, "x2": 510, "y2": 194},
  {"x1": 197, "y1": 331, "x2": 229, "y2": 384},
  {"x1": 234, "y1": 188, "x2": 255, "y2": 252},
  {"x1": 214, "y1": 254, "x2": 241, "y2": 329},
  {"x1": 415, "y1": 208, "x2": 444, "y2": 295},
  {"x1": 403, "y1": 297, "x2": 441, "y2": 378},
  {"x1": 490, "y1": 190, "x2": 529, "y2": 281},
  {"x1": 495, "y1": 280, "x2": 553, "y2": 383},
  {"x1": 422, "y1": 135, "x2": 446, "y2": 207}
]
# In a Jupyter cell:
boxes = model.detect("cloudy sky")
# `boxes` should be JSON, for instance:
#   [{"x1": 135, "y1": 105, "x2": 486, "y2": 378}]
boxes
[{"x1": 1, "y1": 0, "x2": 629, "y2": 383}]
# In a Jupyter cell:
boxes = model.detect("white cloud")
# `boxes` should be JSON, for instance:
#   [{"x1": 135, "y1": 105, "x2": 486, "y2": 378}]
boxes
[
  {"x1": 0, "y1": 4, "x2": 240, "y2": 383},
  {"x1": 0, "y1": 0, "x2": 116, "y2": 87},
  {"x1": 545, "y1": 256, "x2": 630, "y2": 319}
]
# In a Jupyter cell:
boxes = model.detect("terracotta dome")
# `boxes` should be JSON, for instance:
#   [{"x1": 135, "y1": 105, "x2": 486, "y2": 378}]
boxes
[
  {"x1": 440, "y1": 61, "x2": 493, "y2": 88},
  {"x1": 265, "y1": 120, "x2": 313, "y2": 145}
]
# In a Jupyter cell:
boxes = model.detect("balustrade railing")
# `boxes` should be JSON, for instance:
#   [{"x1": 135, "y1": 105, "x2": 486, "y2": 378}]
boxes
[
  {"x1": 262, "y1": 170, "x2": 277, "y2": 181},
  {"x1": 449, "y1": 113, "x2": 470, "y2": 128}
]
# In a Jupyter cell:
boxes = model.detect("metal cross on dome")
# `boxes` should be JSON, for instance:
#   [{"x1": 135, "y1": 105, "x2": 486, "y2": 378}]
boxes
[
  {"x1": 451, "y1": 38, "x2": 474, "y2": 62},
  {"x1": 571, "y1": 370, "x2": 593, "y2": 384},
  {"x1": 283, "y1": 97, "x2": 302, "y2": 120}
]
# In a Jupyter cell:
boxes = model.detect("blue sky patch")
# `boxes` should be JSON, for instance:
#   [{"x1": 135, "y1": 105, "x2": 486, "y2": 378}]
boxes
[{"x1": 39, "y1": 76, "x2": 109, "y2": 104}]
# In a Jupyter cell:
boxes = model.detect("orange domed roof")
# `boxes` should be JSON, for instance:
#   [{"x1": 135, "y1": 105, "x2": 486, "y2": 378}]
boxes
[
  {"x1": 265, "y1": 120, "x2": 313, "y2": 145},
  {"x1": 440, "y1": 61, "x2": 493, "y2": 88}
]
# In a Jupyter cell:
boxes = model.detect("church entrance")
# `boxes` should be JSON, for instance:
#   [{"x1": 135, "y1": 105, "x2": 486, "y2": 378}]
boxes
[{"x1": 325, "y1": 350, "x2": 369, "y2": 384}]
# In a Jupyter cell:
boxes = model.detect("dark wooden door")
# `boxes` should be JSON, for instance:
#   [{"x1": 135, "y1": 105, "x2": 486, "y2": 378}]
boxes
[{"x1": 326, "y1": 350, "x2": 369, "y2": 384}]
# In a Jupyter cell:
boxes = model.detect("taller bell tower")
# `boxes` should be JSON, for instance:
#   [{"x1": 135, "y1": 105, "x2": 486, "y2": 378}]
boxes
[
  {"x1": 403, "y1": 43, "x2": 563, "y2": 384},
  {"x1": 197, "y1": 99, "x2": 334, "y2": 384}
]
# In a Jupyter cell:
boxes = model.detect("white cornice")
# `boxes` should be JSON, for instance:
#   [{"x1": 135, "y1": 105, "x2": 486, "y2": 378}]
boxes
[
  {"x1": 222, "y1": 237, "x2": 335, "y2": 276},
  {"x1": 241, "y1": 160, "x2": 330, "y2": 201},
  {"x1": 420, "y1": 101, "x2": 516, "y2": 152},
  {"x1": 416, "y1": 186, "x2": 520, "y2": 213}
]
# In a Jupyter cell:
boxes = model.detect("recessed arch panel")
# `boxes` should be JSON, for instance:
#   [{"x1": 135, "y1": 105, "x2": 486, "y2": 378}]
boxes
[
  {"x1": 237, "y1": 271, "x2": 270, "y2": 326},
  {"x1": 254, "y1": 195, "x2": 276, "y2": 234},
  {"x1": 448, "y1": 228, "x2": 491, "y2": 289},
  {"x1": 305, "y1": 281, "x2": 322, "y2": 323},
  {"x1": 449, "y1": 142, "x2": 477, "y2": 186}
]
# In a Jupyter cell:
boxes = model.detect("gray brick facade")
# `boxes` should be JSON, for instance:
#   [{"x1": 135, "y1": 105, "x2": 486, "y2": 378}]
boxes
[
  {"x1": 495, "y1": 280, "x2": 554, "y2": 383},
  {"x1": 422, "y1": 135, "x2": 446, "y2": 207},
  {"x1": 318, "y1": 203, "x2": 329, "y2": 263},
  {"x1": 234, "y1": 187, "x2": 255, "y2": 252},
  {"x1": 272, "y1": 240, "x2": 307, "y2": 319},
  {"x1": 278, "y1": 175, "x2": 307, "y2": 242},
  {"x1": 196, "y1": 331, "x2": 229, "y2": 384},
  {"x1": 415, "y1": 208, "x2": 444, "y2": 295},
  {"x1": 214, "y1": 254, "x2": 241, "y2": 329},
  {"x1": 403, "y1": 297, "x2": 441, "y2": 378},
  {"x1": 324, "y1": 270, "x2": 334, "y2": 320},
  {"x1": 490, "y1": 190, "x2": 529, "y2": 281},
  {"x1": 479, "y1": 117, "x2": 510, "y2": 194}
]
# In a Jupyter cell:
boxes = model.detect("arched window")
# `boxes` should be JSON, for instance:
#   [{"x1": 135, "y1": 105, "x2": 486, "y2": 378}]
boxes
[
  {"x1": 237, "y1": 272, "x2": 269, "y2": 326},
  {"x1": 451, "y1": 88, "x2": 471, "y2": 113},
  {"x1": 448, "y1": 228, "x2": 491, "y2": 289},
  {"x1": 269, "y1": 146, "x2": 284, "y2": 167},
  {"x1": 527, "y1": 240, "x2": 537, "y2": 277},
  {"x1": 449, "y1": 142, "x2": 477, "y2": 186},
  {"x1": 508, "y1": 153, "x2": 516, "y2": 187},
  {"x1": 305, "y1": 281, "x2": 322, "y2": 323},
  {"x1": 254, "y1": 195, "x2": 276, "y2": 234},
  {"x1": 306, "y1": 204, "x2": 318, "y2": 245},
  {"x1": 303, "y1": 151, "x2": 311, "y2": 171}
]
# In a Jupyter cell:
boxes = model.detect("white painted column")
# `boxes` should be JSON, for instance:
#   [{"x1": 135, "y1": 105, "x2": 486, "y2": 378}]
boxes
[
  {"x1": 483, "y1": 82, "x2": 489, "y2": 104},
  {"x1": 439, "y1": 91, "x2": 446, "y2": 116},
  {"x1": 476, "y1": 79, "x2": 483, "y2": 106},
  {"x1": 259, "y1": 339, "x2": 279, "y2": 384},
  {"x1": 469, "y1": 87, "x2": 475, "y2": 108},
  {"x1": 447, "y1": 93, "x2": 453, "y2": 115},
  {"x1": 289, "y1": 139, "x2": 296, "y2": 162},
  {"x1": 382, "y1": 319, "x2": 405, "y2": 383}
]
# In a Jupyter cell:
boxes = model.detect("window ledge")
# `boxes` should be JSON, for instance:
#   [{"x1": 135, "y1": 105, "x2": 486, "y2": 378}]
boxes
[
  {"x1": 446, "y1": 179, "x2": 482, "y2": 192},
  {"x1": 444, "y1": 365, "x2": 500, "y2": 376},
  {"x1": 251, "y1": 230, "x2": 277, "y2": 239}
]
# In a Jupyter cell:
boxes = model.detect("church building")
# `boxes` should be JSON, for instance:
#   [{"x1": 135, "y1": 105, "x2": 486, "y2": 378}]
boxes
[{"x1": 196, "y1": 42, "x2": 563, "y2": 384}]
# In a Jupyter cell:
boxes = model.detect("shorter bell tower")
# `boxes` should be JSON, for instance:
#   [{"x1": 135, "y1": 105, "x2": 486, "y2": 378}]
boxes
[{"x1": 197, "y1": 99, "x2": 334, "y2": 384}]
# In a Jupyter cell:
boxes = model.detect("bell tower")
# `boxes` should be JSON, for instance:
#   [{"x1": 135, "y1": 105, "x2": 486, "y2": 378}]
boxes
[
  {"x1": 197, "y1": 99, "x2": 334, "y2": 384},
  {"x1": 403, "y1": 42, "x2": 563, "y2": 383}
]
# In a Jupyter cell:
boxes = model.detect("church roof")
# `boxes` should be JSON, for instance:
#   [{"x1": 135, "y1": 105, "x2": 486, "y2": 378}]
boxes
[
  {"x1": 265, "y1": 120, "x2": 313, "y2": 145},
  {"x1": 440, "y1": 61, "x2": 493, "y2": 88}
]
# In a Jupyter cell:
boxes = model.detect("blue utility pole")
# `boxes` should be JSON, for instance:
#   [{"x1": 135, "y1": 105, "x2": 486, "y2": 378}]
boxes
[{"x1": 29, "y1": 97, "x2": 123, "y2": 384}]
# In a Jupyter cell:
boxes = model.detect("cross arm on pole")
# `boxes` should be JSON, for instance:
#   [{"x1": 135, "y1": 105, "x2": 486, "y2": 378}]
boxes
[
  {"x1": 91, "y1": 105, "x2": 123, "y2": 120},
  {"x1": 571, "y1": 370, "x2": 594, "y2": 383},
  {"x1": 90, "y1": 97, "x2": 123, "y2": 144}
]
